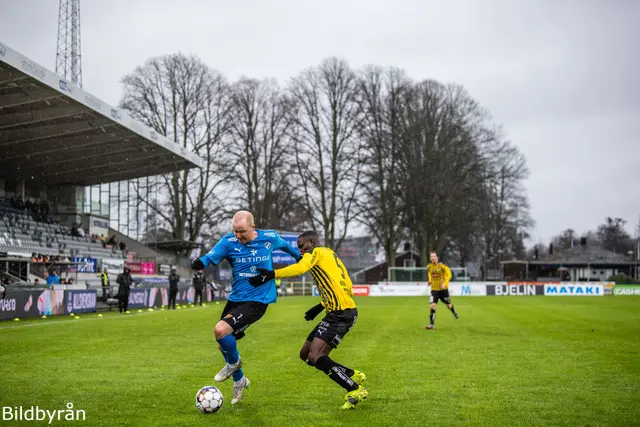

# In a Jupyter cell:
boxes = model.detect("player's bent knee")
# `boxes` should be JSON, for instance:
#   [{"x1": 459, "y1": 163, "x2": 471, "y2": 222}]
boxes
[
  {"x1": 430, "y1": 304, "x2": 436, "y2": 310},
  {"x1": 214, "y1": 321, "x2": 232, "y2": 340},
  {"x1": 300, "y1": 341, "x2": 313, "y2": 364},
  {"x1": 307, "y1": 350, "x2": 323, "y2": 365},
  {"x1": 308, "y1": 347, "x2": 331, "y2": 365}
]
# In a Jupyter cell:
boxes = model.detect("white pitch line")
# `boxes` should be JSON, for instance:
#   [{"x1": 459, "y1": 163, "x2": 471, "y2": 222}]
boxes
[{"x1": 0, "y1": 305, "x2": 215, "y2": 331}]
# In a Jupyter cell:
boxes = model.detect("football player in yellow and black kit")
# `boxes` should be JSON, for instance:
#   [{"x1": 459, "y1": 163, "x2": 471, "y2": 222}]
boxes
[
  {"x1": 425, "y1": 251, "x2": 459, "y2": 329},
  {"x1": 249, "y1": 230, "x2": 368, "y2": 410}
]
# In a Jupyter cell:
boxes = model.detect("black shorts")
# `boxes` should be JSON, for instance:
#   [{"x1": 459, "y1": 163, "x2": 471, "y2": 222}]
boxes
[
  {"x1": 307, "y1": 308, "x2": 358, "y2": 348},
  {"x1": 221, "y1": 301, "x2": 268, "y2": 337},
  {"x1": 430, "y1": 289, "x2": 451, "y2": 305}
]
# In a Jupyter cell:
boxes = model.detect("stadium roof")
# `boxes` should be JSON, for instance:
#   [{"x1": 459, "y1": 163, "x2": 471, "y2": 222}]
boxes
[
  {"x1": 0, "y1": 41, "x2": 204, "y2": 186},
  {"x1": 503, "y1": 246, "x2": 637, "y2": 265}
]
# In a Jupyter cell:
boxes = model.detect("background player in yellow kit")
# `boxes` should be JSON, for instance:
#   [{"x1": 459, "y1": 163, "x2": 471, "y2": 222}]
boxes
[
  {"x1": 425, "y1": 251, "x2": 459, "y2": 329},
  {"x1": 249, "y1": 230, "x2": 368, "y2": 410}
]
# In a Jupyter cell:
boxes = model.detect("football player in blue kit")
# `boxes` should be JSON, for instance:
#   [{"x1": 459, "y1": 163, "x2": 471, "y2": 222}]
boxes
[{"x1": 190, "y1": 210, "x2": 300, "y2": 404}]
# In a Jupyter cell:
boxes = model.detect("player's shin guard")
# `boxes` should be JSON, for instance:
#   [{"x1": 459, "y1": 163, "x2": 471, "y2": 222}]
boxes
[
  {"x1": 217, "y1": 343, "x2": 243, "y2": 380},
  {"x1": 232, "y1": 368, "x2": 244, "y2": 382},
  {"x1": 217, "y1": 334, "x2": 240, "y2": 364},
  {"x1": 314, "y1": 355, "x2": 358, "y2": 392},
  {"x1": 429, "y1": 308, "x2": 436, "y2": 326},
  {"x1": 334, "y1": 362, "x2": 355, "y2": 378}
]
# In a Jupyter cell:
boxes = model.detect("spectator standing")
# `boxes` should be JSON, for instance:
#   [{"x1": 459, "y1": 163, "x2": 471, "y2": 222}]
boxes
[
  {"x1": 116, "y1": 267, "x2": 133, "y2": 314},
  {"x1": 193, "y1": 271, "x2": 204, "y2": 306},
  {"x1": 168, "y1": 268, "x2": 180, "y2": 309}
]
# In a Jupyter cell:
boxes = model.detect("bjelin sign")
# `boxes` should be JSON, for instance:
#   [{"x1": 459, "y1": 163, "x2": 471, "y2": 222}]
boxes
[{"x1": 487, "y1": 284, "x2": 544, "y2": 296}]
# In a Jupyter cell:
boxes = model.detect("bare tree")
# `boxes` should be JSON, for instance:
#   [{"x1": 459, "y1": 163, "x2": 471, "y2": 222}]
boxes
[
  {"x1": 391, "y1": 79, "x2": 533, "y2": 267},
  {"x1": 119, "y1": 53, "x2": 233, "y2": 245},
  {"x1": 117, "y1": 53, "x2": 535, "y2": 269},
  {"x1": 481, "y1": 137, "x2": 534, "y2": 265},
  {"x1": 356, "y1": 65, "x2": 411, "y2": 268},
  {"x1": 552, "y1": 228, "x2": 577, "y2": 250},
  {"x1": 596, "y1": 217, "x2": 633, "y2": 254},
  {"x1": 549, "y1": 218, "x2": 634, "y2": 256},
  {"x1": 397, "y1": 81, "x2": 488, "y2": 264},
  {"x1": 287, "y1": 58, "x2": 362, "y2": 250},
  {"x1": 226, "y1": 77, "x2": 309, "y2": 230}
]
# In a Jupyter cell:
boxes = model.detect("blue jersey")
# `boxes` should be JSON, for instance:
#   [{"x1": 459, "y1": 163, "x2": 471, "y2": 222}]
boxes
[{"x1": 198, "y1": 230, "x2": 301, "y2": 304}]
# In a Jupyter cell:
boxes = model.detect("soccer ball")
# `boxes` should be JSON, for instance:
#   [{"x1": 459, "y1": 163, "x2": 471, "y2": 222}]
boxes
[{"x1": 195, "y1": 386, "x2": 223, "y2": 413}]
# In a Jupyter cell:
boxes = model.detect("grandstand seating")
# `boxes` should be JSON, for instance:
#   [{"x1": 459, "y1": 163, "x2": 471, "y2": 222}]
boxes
[{"x1": 0, "y1": 201, "x2": 124, "y2": 260}]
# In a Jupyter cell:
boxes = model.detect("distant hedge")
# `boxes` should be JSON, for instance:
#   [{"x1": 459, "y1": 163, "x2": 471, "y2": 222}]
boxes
[{"x1": 607, "y1": 275, "x2": 640, "y2": 285}]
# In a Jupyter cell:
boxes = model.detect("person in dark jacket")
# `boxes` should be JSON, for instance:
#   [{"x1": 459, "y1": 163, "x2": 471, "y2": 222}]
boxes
[
  {"x1": 116, "y1": 266, "x2": 133, "y2": 313},
  {"x1": 168, "y1": 269, "x2": 180, "y2": 309},
  {"x1": 193, "y1": 271, "x2": 204, "y2": 306}
]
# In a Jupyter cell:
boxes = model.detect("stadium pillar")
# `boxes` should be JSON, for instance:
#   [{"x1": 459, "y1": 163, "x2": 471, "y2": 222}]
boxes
[{"x1": 16, "y1": 179, "x2": 25, "y2": 200}]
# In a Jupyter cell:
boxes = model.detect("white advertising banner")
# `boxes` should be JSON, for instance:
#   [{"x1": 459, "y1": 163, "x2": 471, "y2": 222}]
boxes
[
  {"x1": 371, "y1": 282, "x2": 488, "y2": 297},
  {"x1": 102, "y1": 258, "x2": 124, "y2": 275},
  {"x1": 544, "y1": 283, "x2": 604, "y2": 296},
  {"x1": 448, "y1": 284, "x2": 488, "y2": 296},
  {"x1": 371, "y1": 282, "x2": 429, "y2": 296}
]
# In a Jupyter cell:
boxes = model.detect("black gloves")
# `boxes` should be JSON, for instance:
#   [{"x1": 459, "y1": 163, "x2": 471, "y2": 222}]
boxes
[
  {"x1": 248, "y1": 268, "x2": 275, "y2": 287},
  {"x1": 304, "y1": 303, "x2": 324, "y2": 321},
  {"x1": 191, "y1": 258, "x2": 205, "y2": 271}
]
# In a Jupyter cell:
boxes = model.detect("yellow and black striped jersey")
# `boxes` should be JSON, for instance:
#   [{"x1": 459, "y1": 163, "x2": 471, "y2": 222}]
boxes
[
  {"x1": 426, "y1": 263, "x2": 452, "y2": 291},
  {"x1": 274, "y1": 247, "x2": 356, "y2": 312}
]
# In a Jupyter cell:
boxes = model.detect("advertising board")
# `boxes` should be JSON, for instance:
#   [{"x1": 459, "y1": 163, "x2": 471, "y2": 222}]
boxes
[
  {"x1": 486, "y1": 284, "x2": 544, "y2": 296},
  {"x1": 544, "y1": 284, "x2": 604, "y2": 296},
  {"x1": 613, "y1": 285, "x2": 640, "y2": 296}
]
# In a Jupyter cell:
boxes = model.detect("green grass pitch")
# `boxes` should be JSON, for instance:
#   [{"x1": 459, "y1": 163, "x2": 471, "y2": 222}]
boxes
[{"x1": 1, "y1": 296, "x2": 639, "y2": 426}]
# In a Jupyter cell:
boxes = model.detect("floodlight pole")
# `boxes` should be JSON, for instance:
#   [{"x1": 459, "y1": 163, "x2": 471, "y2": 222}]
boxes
[{"x1": 56, "y1": 0, "x2": 83, "y2": 87}]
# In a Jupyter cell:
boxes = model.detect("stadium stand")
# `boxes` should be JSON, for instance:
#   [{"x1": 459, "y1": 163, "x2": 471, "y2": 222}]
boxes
[
  {"x1": 0, "y1": 41, "x2": 202, "y2": 287},
  {"x1": 0, "y1": 199, "x2": 121, "y2": 260}
]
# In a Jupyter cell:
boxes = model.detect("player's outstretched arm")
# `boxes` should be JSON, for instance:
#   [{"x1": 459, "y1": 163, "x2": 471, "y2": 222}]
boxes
[
  {"x1": 248, "y1": 252, "x2": 315, "y2": 287},
  {"x1": 273, "y1": 233, "x2": 302, "y2": 261},
  {"x1": 274, "y1": 252, "x2": 314, "y2": 278},
  {"x1": 192, "y1": 239, "x2": 228, "y2": 270}
]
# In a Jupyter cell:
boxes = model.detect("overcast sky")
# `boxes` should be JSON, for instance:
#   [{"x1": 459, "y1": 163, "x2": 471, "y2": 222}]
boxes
[{"x1": 1, "y1": 0, "x2": 638, "y2": 243}]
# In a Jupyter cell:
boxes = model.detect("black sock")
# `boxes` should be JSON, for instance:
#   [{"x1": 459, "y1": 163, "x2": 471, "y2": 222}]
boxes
[
  {"x1": 334, "y1": 362, "x2": 355, "y2": 378},
  {"x1": 429, "y1": 308, "x2": 436, "y2": 325},
  {"x1": 314, "y1": 355, "x2": 358, "y2": 392},
  {"x1": 449, "y1": 305, "x2": 457, "y2": 315}
]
